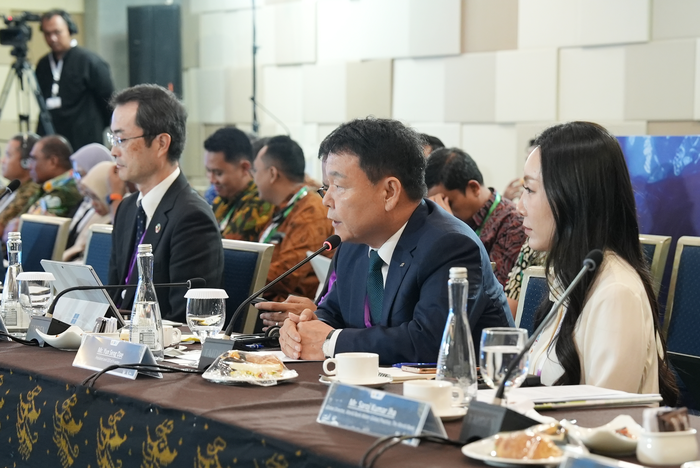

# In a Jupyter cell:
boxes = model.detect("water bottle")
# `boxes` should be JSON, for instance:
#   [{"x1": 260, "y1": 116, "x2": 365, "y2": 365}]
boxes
[
  {"x1": 1, "y1": 232, "x2": 24, "y2": 327},
  {"x1": 129, "y1": 244, "x2": 164, "y2": 360},
  {"x1": 436, "y1": 267, "x2": 478, "y2": 406}
]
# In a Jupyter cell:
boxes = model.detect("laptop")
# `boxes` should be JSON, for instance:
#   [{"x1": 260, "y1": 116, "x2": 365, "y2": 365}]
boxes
[{"x1": 41, "y1": 260, "x2": 125, "y2": 331}]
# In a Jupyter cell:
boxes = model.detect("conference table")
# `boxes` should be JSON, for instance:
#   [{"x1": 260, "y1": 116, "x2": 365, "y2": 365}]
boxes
[{"x1": 0, "y1": 341, "x2": 698, "y2": 468}]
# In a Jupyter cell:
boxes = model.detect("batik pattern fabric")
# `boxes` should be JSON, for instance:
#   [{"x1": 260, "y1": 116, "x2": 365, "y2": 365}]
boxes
[
  {"x1": 212, "y1": 181, "x2": 275, "y2": 242},
  {"x1": 25, "y1": 171, "x2": 82, "y2": 218}
]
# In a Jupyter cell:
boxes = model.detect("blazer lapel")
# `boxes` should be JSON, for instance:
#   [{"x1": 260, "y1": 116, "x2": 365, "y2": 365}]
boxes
[
  {"x1": 141, "y1": 172, "x2": 187, "y2": 252},
  {"x1": 380, "y1": 201, "x2": 426, "y2": 325}
]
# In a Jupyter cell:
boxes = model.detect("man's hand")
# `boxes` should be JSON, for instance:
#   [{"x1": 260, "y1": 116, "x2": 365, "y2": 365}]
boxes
[
  {"x1": 279, "y1": 309, "x2": 330, "y2": 361},
  {"x1": 428, "y1": 193, "x2": 453, "y2": 215},
  {"x1": 257, "y1": 295, "x2": 317, "y2": 330}
]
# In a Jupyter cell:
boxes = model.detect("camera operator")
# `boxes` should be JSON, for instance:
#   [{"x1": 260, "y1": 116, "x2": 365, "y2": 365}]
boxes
[{"x1": 36, "y1": 9, "x2": 114, "y2": 151}]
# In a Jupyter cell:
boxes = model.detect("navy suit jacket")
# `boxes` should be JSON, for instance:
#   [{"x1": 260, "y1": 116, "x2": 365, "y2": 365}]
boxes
[
  {"x1": 316, "y1": 199, "x2": 513, "y2": 365},
  {"x1": 109, "y1": 171, "x2": 224, "y2": 322}
]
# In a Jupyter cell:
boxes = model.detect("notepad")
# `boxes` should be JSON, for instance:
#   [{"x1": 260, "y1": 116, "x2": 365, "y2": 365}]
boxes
[{"x1": 477, "y1": 385, "x2": 662, "y2": 410}]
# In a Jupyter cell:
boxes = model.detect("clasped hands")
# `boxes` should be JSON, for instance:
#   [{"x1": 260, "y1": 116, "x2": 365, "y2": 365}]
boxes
[{"x1": 256, "y1": 295, "x2": 333, "y2": 360}]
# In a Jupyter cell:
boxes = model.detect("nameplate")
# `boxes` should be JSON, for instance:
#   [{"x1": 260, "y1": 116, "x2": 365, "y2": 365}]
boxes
[
  {"x1": 317, "y1": 383, "x2": 446, "y2": 447},
  {"x1": 73, "y1": 335, "x2": 162, "y2": 380},
  {"x1": 26, "y1": 316, "x2": 53, "y2": 346}
]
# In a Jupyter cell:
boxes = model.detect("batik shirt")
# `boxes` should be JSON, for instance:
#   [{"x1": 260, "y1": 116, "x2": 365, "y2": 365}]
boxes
[
  {"x1": 25, "y1": 170, "x2": 83, "y2": 218},
  {"x1": 0, "y1": 180, "x2": 40, "y2": 226},
  {"x1": 212, "y1": 180, "x2": 275, "y2": 242}
]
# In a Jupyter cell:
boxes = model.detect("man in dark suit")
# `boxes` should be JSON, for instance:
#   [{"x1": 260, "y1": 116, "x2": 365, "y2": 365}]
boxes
[
  {"x1": 107, "y1": 84, "x2": 223, "y2": 322},
  {"x1": 279, "y1": 118, "x2": 513, "y2": 364}
]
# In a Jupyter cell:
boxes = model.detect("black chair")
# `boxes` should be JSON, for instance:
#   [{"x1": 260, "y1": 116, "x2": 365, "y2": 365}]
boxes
[
  {"x1": 639, "y1": 234, "x2": 671, "y2": 296},
  {"x1": 221, "y1": 239, "x2": 274, "y2": 334},
  {"x1": 83, "y1": 224, "x2": 113, "y2": 284},
  {"x1": 19, "y1": 214, "x2": 71, "y2": 272}
]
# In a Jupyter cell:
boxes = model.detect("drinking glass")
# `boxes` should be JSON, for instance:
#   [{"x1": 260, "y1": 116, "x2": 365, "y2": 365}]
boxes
[
  {"x1": 479, "y1": 327, "x2": 529, "y2": 393},
  {"x1": 17, "y1": 272, "x2": 56, "y2": 317},
  {"x1": 184, "y1": 288, "x2": 228, "y2": 343}
]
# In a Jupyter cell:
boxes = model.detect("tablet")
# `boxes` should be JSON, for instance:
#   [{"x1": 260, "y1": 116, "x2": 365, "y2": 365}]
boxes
[{"x1": 41, "y1": 260, "x2": 125, "y2": 331}]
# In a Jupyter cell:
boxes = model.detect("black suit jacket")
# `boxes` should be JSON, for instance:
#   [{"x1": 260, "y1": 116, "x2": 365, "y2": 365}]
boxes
[
  {"x1": 316, "y1": 199, "x2": 513, "y2": 365},
  {"x1": 109, "y1": 172, "x2": 224, "y2": 322}
]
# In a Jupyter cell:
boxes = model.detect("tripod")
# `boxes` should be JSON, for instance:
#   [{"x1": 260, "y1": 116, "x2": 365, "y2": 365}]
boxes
[{"x1": 0, "y1": 49, "x2": 54, "y2": 135}]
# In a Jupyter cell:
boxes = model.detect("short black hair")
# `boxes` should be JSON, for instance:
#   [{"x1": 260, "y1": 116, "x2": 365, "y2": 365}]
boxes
[
  {"x1": 40, "y1": 135, "x2": 73, "y2": 170},
  {"x1": 11, "y1": 132, "x2": 40, "y2": 162},
  {"x1": 424, "y1": 147, "x2": 483, "y2": 192},
  {"x1": 420, "y1": 133, "x2": 445, "y2": 154},
  {"x1": 251, "y1": 136, "x2": 270, "y2": 160},
  {"x1": 110, "y1": 84, "x2": 187, "y2": 163},
  {"x1": 204, "y1": 127, "x2": 253, "y2": 163},
  {"x1": 260, "y1": 135, "x2": 305, "y2": 183},
  {"x1": 319, "y1": 118, "x2": 427, "y2": 201}
]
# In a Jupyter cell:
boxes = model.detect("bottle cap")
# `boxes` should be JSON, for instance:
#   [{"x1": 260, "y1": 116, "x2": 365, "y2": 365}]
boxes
[
  {"x1": 8, "y1": 232, "x2": 20, "y2": 239},
  {"x1": 449, "y1": 267, "x2": 467, "y2": 279},
  {"x1": 138, "y1": 243, "x2": 153, "y2": 254},
  {"x1": 17, "y1": 272, "x2": 55, "y2": 281}
]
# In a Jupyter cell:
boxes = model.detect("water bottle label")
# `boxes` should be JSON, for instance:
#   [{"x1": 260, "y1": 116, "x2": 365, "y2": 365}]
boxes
[
  {"x1": 137, "y1": 328, "x2": 156, "y2": 348},
  {"x1": 4, "y1": 307, "x2": 17, "y2": 326}
]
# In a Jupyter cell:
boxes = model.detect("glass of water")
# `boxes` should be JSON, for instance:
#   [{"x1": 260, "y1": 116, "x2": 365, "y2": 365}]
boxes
[
  {"x1": 479, "y1": 327, "x2": 529, "y2": 393},
  {"x1": 184, "y1": 288, "x2": 228, "y2": 343},
  {"x1": 17, "y1": 272, "x2": 56, "y2": 317}
]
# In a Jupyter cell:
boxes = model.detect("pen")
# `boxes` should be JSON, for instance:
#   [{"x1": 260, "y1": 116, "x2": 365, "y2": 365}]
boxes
[{"x1": 392, "y1": 362, "x2": 437, "y2": 368}]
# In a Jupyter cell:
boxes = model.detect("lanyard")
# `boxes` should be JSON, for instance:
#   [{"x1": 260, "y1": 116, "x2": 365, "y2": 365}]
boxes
[
  {"x1": 48, "y1": 54, "x2": 64, "y2": 97},
  {"x1": 475, "y1": 192, "x2": 501, "y2": 236},
  {"x1": 260, "y1": 186, "x2": 308, "y2": 244}
]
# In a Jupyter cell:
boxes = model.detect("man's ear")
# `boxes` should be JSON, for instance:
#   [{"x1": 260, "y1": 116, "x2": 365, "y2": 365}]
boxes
[
  {"x1": 156, "y1": 133, "x2": 172, "y2": 158},
  {"x1": 383, "y1": 177, "x2": 402, "y2": 211},
  {"x1": 239, "y1": 159, "x2": 252, "y2": 172},
  {"x1": 269, "y1": 165, "x2": 279, "y2": 183},
  {"x1": 466, "y1": 180, "x2": 481, "y2": 196}
]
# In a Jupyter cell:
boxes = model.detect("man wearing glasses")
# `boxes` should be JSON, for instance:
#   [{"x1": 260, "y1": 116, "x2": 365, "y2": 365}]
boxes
[{"x1": 107, "y1": 84, "x2": 223, "y2": 322}]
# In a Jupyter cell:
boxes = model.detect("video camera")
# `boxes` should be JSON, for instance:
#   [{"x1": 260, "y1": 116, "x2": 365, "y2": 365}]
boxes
[{"x1": 0, "y1": 12, "x2": 41, "y2": 57}]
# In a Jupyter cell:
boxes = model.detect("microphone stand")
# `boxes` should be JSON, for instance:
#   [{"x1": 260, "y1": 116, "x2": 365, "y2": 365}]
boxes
[{"x1": 459, "y1": 250, "x2": 602, "y2": 443}]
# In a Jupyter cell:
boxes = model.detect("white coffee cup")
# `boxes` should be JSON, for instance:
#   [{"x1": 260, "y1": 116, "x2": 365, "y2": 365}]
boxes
[
  {"x1": 323, "y1": 352, "x2": 379, "y2": 384},
  {"x1": 163, "y1": 326, "x2": 182, "y2": 347},
  {"x1": 403, "y1": 380, "x2": 464, "y2": 415}
]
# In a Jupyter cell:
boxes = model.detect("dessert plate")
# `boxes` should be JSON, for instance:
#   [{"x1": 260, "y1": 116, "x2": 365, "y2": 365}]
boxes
[
  {"x1": 560, "y1": 415, "x2": 642, "y2": 455},
  {"x1": 318, "y1": 374, "x2": 393, "y2": 387},
  {"x1": 461, "y1": 435, "x2": 573, "y2": 467}
]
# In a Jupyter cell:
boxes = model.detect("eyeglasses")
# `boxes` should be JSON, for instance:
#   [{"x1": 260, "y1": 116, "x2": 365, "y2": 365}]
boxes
[
  {"x1": 316, "y1": 186, "x2": 328, "y2": 198},
  {"x1": 107, "y1": 132, "x2": 152, "y2": 148}
]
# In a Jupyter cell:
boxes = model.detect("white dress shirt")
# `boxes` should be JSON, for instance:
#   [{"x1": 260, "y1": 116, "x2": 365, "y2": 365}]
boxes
[{"x1": 137, "y1": 167, "x2": 180, "y2": 228}]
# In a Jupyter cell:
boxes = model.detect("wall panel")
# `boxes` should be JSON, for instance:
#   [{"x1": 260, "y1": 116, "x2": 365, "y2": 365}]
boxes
[
  {"x1": 392, "y1": 58, "x2": 445, "y2": 123},
  {"x1": 302, "y1": 63, "x2": 347, "y2": 123},
  {"x1": 461, "y1": 124, "x2": 518, "y2": 194},
  {"x1": 652, "y1": 0, "x2": 700, "y2": 40},
  {"x1": 462, "y1": 0, "x2": 518, "y2": 53},
  {"x1": 444, "y1": 53, "x2": 496, "y2": 123}
]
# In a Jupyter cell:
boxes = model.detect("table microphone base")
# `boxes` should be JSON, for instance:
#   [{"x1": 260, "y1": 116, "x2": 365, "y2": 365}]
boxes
[{"x1": 459, "y1": 400, "x2": 538, "y2": 443}]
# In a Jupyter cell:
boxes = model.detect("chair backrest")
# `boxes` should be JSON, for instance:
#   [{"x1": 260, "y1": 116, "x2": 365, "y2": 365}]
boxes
[
  {"x1": 663, "y1": 236, "x2": 700, "y2": 356},
  {"x1": 515, "y1": 266, "x2": 548, "y2": 337},
  {"x1": 84, "y1": 224, "x2": 113, "y2": 284},
  {"x1": 668, "y1": 352, "x2": 700, "y2": 411},
  {"x1": 221, "y1": 239, "x2": 274, "y2": 334},
  {"x1": 18, "y1": 214, "x2": 71, "y2": 272},
  {"x1": 639, "y1": 234, "x2": 672, "y2": 296}
]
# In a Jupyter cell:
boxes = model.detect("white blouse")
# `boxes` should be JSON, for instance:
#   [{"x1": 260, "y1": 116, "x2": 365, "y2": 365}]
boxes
[{"x1": 528, "y1": 251, "x2": 660, "y2": 394}]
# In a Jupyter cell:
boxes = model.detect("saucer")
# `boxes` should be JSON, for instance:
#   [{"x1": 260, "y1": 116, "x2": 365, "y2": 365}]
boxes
[
  {"x1": 435, "y1": 406, "x2": 467, "y2": 421},
  {"x1": 319, "y1": 374, "x2": 393, "y2": 387}
]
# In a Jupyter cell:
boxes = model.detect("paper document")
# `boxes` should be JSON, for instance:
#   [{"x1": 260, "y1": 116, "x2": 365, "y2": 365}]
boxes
[{"x1": 478, "y1": 385, "x2": 662, "y2": 410}]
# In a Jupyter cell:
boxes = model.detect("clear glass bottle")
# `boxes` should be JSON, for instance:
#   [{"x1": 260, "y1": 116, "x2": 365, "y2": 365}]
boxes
[
  {"x1": 129, "y1": 244, "x2": 164, "y2": 360},
  {"x1": 1, "y1": 232, "x2": 24, "y2": 327},
  {"x1": 436, "y1": 267, "x2": 478, "y2": 406}
]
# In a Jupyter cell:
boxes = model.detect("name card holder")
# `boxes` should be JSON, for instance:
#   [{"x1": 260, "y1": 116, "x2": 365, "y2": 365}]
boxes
[
  {"x1": 26, "y1": 316, "x2": 53, "y2": 346},
  {"x1": 73, "y1": 334, "x2": 162, "y2": 380},
  {"x1": 317, "y1": 382, "x2": 447, "y2": 447}
]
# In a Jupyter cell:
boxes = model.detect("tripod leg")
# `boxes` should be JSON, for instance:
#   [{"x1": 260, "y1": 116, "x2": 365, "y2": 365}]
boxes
[
  {"x1": 0, "y1": 67, "x2": 18, "y2": 122},
  {"x1": 23, "y1": 62, "x2": 55, "y2": 135}
]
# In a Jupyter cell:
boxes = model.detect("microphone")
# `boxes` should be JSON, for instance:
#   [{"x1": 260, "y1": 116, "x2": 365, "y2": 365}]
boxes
[
  {"x1": 0, "y1": 179, "x2": 21, "y2": 200},
  {"x1": 459, "y1": 249, "x2": 603, "y2": 443},
  {"x1": 222, "y1": 234, "x2": 340, "y2": 337},
  {"x1": 250, "y1": 97, "x2": 291, "y2": 136},
  {"x1": 45, "y1": 278, "x2": 206, "y2": 317}
]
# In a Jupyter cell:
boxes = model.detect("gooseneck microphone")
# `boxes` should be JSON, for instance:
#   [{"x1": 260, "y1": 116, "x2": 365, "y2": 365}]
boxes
[
  {"x1": 45, "y1": 278, "x2": 207, "y2": 317},
  {"x1": 459, "y1": 249, "x2": 604, "y2": 443},
  {"x1": 0, "y1": 179, "x2": 21, "y2": 200},
  {"x1": 222, "y1": 234, "x2": 341, "y2": 337}
]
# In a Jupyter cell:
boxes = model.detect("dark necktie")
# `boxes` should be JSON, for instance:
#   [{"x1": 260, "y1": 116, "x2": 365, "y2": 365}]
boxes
[
  {"x1": 133, "y1": 204, "x2": 147, "y2": 254},
  {"x1": 367, "y1": 249, "x2": 384, "y2": 324}
]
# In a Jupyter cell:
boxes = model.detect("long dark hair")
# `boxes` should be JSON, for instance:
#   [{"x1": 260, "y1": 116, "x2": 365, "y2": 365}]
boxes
[{"x1": 533, "y1": 121, "x2": 678, "y2": 405}]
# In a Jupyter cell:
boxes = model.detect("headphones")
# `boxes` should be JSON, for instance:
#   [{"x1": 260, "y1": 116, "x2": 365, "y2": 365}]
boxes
[
  {"x1": 40, "y1": 10, "x2": 79, "y2": 36},
  {"x1": 18, "y1": 133, "x2": 40, "y2": 170}
]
